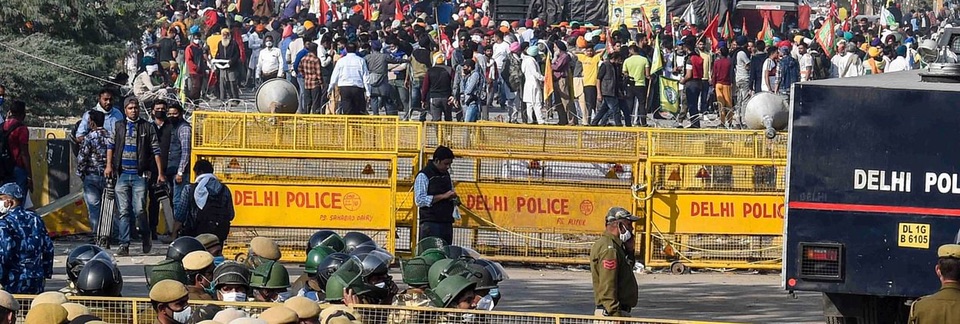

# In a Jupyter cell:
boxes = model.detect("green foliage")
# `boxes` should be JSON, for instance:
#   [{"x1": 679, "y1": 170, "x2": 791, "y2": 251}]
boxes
[{"x1": 0, "y1": 0, "x2": 160, "y2": 117}]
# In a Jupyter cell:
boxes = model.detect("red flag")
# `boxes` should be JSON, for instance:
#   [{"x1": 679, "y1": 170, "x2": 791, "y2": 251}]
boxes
[
  {"x1": 319, "y1": 0, "x2": 329, "y2": 24},
  {"x1": 829, "y1": 1, "x2": 838, "y2": 22},
  {"x1": 329, "y1": 2, "x2": 340, "y2": 21},
  {"x1": 851, "y1": 0, "x2": 858, "y2": 17},
  {"x1": 364, "y1": 0, "x2": 372, "y2": 20},
  {"x1": 394, "y1": 0, "x2": 404, "y2": 22},
  {"x1": 704, "y1": 14, "x2": 719, "y2": 51}
]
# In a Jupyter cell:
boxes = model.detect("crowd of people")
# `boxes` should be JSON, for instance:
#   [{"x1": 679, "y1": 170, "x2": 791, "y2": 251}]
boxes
[
  {"x1": 0, "y1": 231, "x2": 505, "y2": 324},
  {"x1": 125, "y1": 0, "x2": 938, "y2": 128}
]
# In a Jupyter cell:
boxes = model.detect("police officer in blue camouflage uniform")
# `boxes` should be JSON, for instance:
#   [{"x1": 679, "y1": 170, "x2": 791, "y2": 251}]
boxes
[{"x1": 0, "y1": 182, "x2": 54, "y2": 293}]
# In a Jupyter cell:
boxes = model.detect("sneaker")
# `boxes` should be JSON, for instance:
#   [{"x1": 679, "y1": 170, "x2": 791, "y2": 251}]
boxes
[
  {"x1": 116, "y1": 245, "x2": 130, "y2": 257},
  {"x1": 142, "y1": 236, "x2": 153, "y2": 254}
]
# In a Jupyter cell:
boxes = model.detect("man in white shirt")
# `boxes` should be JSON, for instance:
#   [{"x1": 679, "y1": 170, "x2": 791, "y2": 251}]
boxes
[
  {"x1": 257, "y1": 36, "x2": 284, "y2": 80},
  {"x1": 830, "y1": 40, "x2": 847, "y2": 79},
  {"x1": 327, "y1": 42, "x2": 371, "y2": 115},
  {"x1": 761, "y1": 47, "x2": 779, "y2": 93},
  {"x1": 798, "y1": 43, "x2": 813, "y2": 82},
  {"x1": 885, "y1": 45, "x2": 910, "y2": 73},
  {"x1": 834, "y1": 43, "x2": 864, "y2": 78}
]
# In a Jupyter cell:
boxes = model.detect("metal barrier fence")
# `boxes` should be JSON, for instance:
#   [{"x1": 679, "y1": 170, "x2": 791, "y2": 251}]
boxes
[
  {"x1": 11, "y1": 295, "x2": 735, "y2": 324},
  {"x1": 192, "y1": 112, "x2": 401, "y2": 261},
  {"x1": 184, "y1": 114, "x2": 787, "y2": 270}
]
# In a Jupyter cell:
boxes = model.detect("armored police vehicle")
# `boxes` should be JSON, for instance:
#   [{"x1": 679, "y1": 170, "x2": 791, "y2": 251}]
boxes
[{"x1": 784, "y1": 30, "x2": 960, "y2": 323}]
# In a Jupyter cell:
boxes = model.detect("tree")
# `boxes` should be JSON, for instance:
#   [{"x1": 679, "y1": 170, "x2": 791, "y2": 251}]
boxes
[{"x1": 0, "y1": 0, "x2": 159, "y2": 117}]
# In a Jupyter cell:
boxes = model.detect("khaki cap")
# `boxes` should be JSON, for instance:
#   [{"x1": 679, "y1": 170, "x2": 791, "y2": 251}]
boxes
[
  {"x1": 319, "y1": 305, "x2": 362, "y2": 323},
  {"x1": 250, "y1": 237, "x2": 281, "y2": 260},
  {"x1": 25, "y1": 303, "x2": 68, "y2": 324},
  {"x1": 61, "y1": 302, "x2": 91, "y2": 321},
  {"x1": 0, "y1": 290, "x2": 18, "y2": 312},
  {"x1": 149, "y1": 279, "x2": 189, "y2": 303},
  {"x1": 214, "y1": 308, "x2": 249, "y2": 323},
  {"x1": 196, "y1": 233, "x2": 221, "y2": 249},
  {"x1": 31, "y1": 291, "x2": 68, "y2": 307},
  {"x1": 258, "y1": 306, "x2": 298, "y2": 324},
  {"x1": 283, "y1": 296, "x2": 320, "y2": 319},
  {"x1": 229, "y1": 319, "x2": 267, "y2": 324},
  {"x1": 183, "y1": 251, "x2": 215, "y2": 271},
  {"x1": 939, "y1": 244, "x2": 960, "y2": 258},
  {"x1": 327, "y1": 318, "x2": 361, "y2": 324}
]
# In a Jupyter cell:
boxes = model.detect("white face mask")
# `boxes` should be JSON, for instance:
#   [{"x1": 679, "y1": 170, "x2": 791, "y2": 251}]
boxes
[
  {"x1": 619, "y1": 223, "x2": 633, "y2": 242},
  {"x1": 173, "y1": 306, "x2": 193, "y2": 323},
  {"x1": 374, "y1": 281, "x2": 387, "y2": 289},
  {"x1": 265, "y1": 41, "x2": 274, "y2": 47},
  {"x1": 0, "y1": 200, "x2": 11, "y2": 215},
  {"x1": 192, "y1": 38, "x2": 201, "y2": 44},
  {"x1": 221, "y1": 291, "x2": 246, "y2": 302},
  {"x1": 476, "y1": 295, "x2": 495, "y2": 311}
]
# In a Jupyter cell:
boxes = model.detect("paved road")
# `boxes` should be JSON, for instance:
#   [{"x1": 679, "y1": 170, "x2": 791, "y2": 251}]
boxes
[{"x1": 49, "y1": 238, "x2": 821, "y2": 323}]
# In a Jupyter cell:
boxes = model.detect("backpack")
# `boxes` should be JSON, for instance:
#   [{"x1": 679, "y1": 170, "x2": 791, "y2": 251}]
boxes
[
  {"x1": 187, "y1": 183, "x2": 234, "y2": 233},
  {"x1": 811, "y1": 53, "x2": 831, "y2": 80},
  {"x1": 0, "y1": 123, "x2": 24, "y2": 182},
  {"x1": 504, "y1": 55, "x2": 524, "y2": 92}
]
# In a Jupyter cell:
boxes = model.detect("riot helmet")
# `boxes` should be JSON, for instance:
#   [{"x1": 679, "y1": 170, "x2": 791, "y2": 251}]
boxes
[
  {"x1": 347, "y1": 242, "x2": 381, "y2": 257},
  {"x1": 419, "y1": 248, "x2": 448, "y2": 265},
  {"x1": 145, "y1": 258, "x2": 188, "y2": 288},
  {"x1": 66, "y1": 244, "x2": 105, "y2": 282},
  {"x1": 472, "y1": 259, "x2": 509, "y2": 283},
  {"x1": 416, "y1": 237, "x2": 447, "y2": 256},
  {"x1": 443, "y1": 245, "x2": 482, "y2": 260},
  {"x1": 427, "y1": 276, "x2": 477, "y2": 308},
  {"x1": 401, "y1": 257, "x2": 431, "y2": 287},
  {"x1": 304, "y1": 246, "x2": 336, "y2": 274},
  {"x1": 342, "y1": 232, "x2": 374, "y2": 253},
  {"x1": 250, "y1": 260, "x2": 290, "y2": 303},
  {"x1": 307, "y1": 230, "x2": 345, "y2": 253},
  {"x1": 427, "y1": 259, "x2": 456, "y2": 289},
  {"x1": 75, "y1": 258, "x2": 123, "y2": 297},
  {"x1": 250, "y1": 260, "x2": 290, "y2": 289},
  {"x1": 213, "y1": 261, "x2": 251, "y2": 289},
  {"x1": 317, "y1": 252, "x2": 351, "y2": 288},
  {"x1": 167, "y1": 237, "x2": 206, "y2": 261}
]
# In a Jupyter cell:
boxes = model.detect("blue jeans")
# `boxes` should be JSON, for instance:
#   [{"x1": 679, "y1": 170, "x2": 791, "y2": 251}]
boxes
[
  {"x1": 404, "y1": 79, "x2": 424, "y2": 121},
  {"x1": 115, "y1": 173, "x2": 149, "y2": 245},
  {"x1": 370, "y1": 95, "x2": 397, "y2": 115},
  {"x1": 684, "y1": 81, "x2": 703, "y2": 128},
  {"x1": 591, "y1": 96, "x2": 621, "y2": 126},
  {"x1": 82, "y1": 174, "x2": 106, "y2": 233},
  {"x1": 166, "y1": 172, "x2": 188, "y2": 223},
  {"x1": 464, "y1": 101, "x2": 480, "y2": 122}
]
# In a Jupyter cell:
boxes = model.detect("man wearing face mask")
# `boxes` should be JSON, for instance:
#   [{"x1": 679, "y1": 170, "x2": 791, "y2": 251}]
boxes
[
  {"x1": 590, "y1": 207, "x2": 639, "y2": 318},
  {"x1": 258, "y1": 35, "x2": 285, "y2": 81},
  {"x1": 149, "y1": 100, "x2": 173, "y2": 241},
  {"x1": 164, "y1": 104, "x2": 192, "y2": 238},
  {"x1": 0, "y1": 183, "x2": 54, "y2": 294},
  {"x1": 150, "y1": 279, "x2": 191, "y2": 324},
  {"x1": 212, "y1": 261, "x2": 251, "y2": 302},
  {"x1": 250, "y1": 260, "x2": 291, "y2": 302},
  {"x1": 184, "y1": 30, "x2": 207, "y2": 100},
  {"x1": 182, "y1": 251, "x2": 216, "y2": 300}
]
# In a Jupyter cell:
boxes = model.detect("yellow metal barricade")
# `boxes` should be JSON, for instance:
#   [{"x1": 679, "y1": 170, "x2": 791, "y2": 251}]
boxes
[
  {"x1": 192, "y1": 112, "x2": 401, "y2": 262},
  {"x1": 12, "y1": 295, "x2": 736, "y2": 324},
  {"x1": 394, "y1": 121, "x2": 423, "y2": 255},
  {"x1": 423, "y1": 122, "x2": 647, "y2": 264},
  {"x1": 643, "y1": 130, "x2": 787, "y2": 271}
]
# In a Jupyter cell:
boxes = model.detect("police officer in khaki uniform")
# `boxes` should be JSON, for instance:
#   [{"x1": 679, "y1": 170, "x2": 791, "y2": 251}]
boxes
[
  {"x1": 909, "y1": 244, "x2": 960, "y2": 323},
  {"x1": 25, "y1": 303, "x2": 69, "y2": 324},
  {"x1": 284, "y1": 296, "x2": 321, "y2": 324},
  {"x1": 183, "y1": 251, "x2": 216, "y2": 300},
  {"x1": 259, "y1": 306, "x2": 299, "y2": 324},
  {"x1": 0, "y1": 290, "x2": 20, "y2": 324},
  {"x1": 590, "y1": 207, "x2": 639, "y2": 318},
  {"x1": 150, "y1": 279, "x2": 191, "y2": 324}
]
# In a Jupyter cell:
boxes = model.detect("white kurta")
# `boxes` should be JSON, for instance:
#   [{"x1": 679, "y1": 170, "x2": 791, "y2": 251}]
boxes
[{"x1": 521, "y1": 54, "x2": 544, "y2": 103}]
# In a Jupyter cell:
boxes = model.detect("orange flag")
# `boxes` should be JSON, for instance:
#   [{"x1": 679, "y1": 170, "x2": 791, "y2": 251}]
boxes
[{"x1": 543, "y1": 52, "x2": 554, "y2": 102}]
